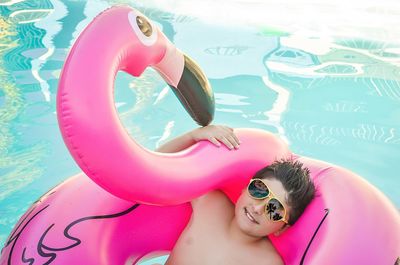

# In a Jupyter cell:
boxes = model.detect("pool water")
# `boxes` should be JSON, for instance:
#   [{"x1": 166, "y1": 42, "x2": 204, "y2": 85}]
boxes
[{"x1": 0, "y1": 0, "x2": 399, "y2": 259}]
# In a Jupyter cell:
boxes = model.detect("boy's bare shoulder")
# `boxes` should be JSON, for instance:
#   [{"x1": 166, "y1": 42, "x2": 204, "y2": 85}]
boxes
[
  {"x1": 183, "y1": 190, "x2": 233, "y2": 232},
  {"x1": 191, "y1": 190, "x2": 231, "y2": 208},
  {"x1": 191, "y1": 190, "x2": 233, "y2": 220}
]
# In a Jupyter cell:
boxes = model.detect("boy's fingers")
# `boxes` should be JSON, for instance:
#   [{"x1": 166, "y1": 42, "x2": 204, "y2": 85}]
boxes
[
  {"x1": 231, "y1": 132, "x2": 241, "y2": 145},
  {"x1": 219, "y1": 137, "x2": 234, "y2": 150},
  {"x1": 221, "y1": 126, "x2": 234, "y2": 133},
  {"x1": 222, "y1": 127, "x2": 239, "y2": 145},
  {"x1": 209, "y1": 137, "x2": 221, "y2": 147},
  {"x1": 226, "y1": 135, "x2": 239, "y2": 149}
]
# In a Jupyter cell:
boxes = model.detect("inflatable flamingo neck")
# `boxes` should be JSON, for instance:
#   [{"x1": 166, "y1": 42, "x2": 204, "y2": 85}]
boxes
[
  {"x1": 57, "y1": 7, "x2": 159, "y2": 199},
  {"x1": 57, "y1": 6, "x2": 289, "y2": 205}
]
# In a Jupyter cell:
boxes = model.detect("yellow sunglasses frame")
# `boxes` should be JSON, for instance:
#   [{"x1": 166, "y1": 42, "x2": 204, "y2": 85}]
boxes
[{"x1": 247, "y1": 178, "x2": 289, "y2": 224}]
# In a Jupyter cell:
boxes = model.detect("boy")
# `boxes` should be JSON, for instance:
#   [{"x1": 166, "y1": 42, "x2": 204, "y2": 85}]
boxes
[{"x1": 155, "y1": 125, "x2": 315, "y2": 265}]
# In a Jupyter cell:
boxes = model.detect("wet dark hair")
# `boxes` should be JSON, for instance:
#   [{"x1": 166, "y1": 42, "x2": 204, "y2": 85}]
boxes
[{"x1": 252, "y1": 158, "x2": 315, "y2": 225}]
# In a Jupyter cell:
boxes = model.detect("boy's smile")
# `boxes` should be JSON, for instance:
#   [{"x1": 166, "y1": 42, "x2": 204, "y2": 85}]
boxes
[{"x1": 244, "y1": 207, "x2": 259, "y2": 224}]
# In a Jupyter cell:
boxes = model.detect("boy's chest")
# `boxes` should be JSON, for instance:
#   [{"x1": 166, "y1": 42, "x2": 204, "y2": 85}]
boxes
[{"x1": 166, "y1": 215, "x2": 268, "y2": 265}]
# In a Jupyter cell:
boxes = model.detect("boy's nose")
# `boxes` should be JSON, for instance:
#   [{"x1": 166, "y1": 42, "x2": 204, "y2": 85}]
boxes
[{"x1": 253, "y1": 202, "x2": 265, "y2": 215}]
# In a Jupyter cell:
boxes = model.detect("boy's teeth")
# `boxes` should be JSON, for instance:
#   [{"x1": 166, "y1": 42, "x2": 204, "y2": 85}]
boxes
[{"x1": 245, "y1": 208, "x2": 257, "y2": 223}]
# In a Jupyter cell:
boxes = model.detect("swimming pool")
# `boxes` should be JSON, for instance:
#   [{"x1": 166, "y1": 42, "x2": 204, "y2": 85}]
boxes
[{"x1": 0, "y1": 0, "x2": 399, "y2": 257}]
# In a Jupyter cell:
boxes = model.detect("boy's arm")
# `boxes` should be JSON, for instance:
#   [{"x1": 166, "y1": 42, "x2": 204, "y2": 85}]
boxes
[
  {"x1": 155, "y1": 131, "x2": 196, "y2": 153},
  {"x1": 155, "y1": 125, "x2": 240, "y2": 153}
]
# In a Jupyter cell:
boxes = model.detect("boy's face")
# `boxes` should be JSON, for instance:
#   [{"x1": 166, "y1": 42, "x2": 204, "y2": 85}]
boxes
[{"x1": 234, "y1": 178, "x2": 290, "y2": 237}]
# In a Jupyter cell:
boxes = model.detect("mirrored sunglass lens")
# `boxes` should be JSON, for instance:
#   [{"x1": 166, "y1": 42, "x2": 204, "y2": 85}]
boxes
[
  {"x1": 266, "y1": 198, "x2": 285, "y2": 221},
  {"x1": 248, "y1": 180, "x2": 269, "y2": 198}
]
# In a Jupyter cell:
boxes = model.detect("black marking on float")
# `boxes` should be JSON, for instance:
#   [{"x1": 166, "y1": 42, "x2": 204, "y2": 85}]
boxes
[
  {"x1": 40, "y1": 204, "x2": 140, "y2": 252},
  {"x1": 3, "y1": 187, "x2": 59, "y2": 263},
  {"x1": 6, "y1": 205, "x2": 50, "y2": 265},
  {"x1": 299, "y1": 208, "x2": 330, "y2": 265},
  {"x1": 5, "y1": 205, "x2": 40, "y2": 250},
  {"x1": 33, "y1": 203, "x2": 140, "y2": 264},
  {"x1": 5, "y1": 188, "x2": 58, "y2": 252},
  {"x1": 22, "y1": 248, "x2": 34, "y2": 265},
  {"x1": 3, "y1": 202, "x2": 140, "y2": 265},
  {"x1": 37, "y1": 224, "x2": 58, "y2": 265}
]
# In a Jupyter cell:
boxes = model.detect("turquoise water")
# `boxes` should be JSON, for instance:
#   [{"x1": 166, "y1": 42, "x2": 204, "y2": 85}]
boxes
[{"x1": 0, "y1": 0, "x2": 399, "y2": 257}]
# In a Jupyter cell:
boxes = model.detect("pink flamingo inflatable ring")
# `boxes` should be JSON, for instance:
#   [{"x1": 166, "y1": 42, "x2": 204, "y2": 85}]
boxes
[{"x1": 1, "y1": 5, "x2": 399, "y2": 265}]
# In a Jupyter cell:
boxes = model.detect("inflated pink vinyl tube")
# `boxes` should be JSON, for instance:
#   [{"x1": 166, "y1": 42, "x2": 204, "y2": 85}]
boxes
[
  {"x1": 1, "y1": 5, "x2": 399, "y2": 265},
  {"x1": 1, "y1": 145, "x2": 399, "y2": 265}
]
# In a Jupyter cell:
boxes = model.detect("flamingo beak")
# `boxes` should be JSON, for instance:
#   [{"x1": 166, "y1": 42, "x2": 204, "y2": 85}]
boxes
[{"x1": 168, "y1": 54, "x2": 215, "y2": 126}]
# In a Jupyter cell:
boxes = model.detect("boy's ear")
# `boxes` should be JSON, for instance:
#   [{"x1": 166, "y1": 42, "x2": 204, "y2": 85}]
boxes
[{"x1": 273, "y1": 224, "x2": 290, "y2": 236}]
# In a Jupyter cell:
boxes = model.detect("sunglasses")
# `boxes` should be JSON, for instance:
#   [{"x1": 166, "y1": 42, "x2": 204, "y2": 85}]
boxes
[{"x1": 247, "y1": 178, "x2": 289, "y2": 224}]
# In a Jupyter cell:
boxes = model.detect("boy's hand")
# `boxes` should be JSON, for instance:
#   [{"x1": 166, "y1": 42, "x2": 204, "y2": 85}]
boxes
[{"x1": 190, "y1": 125, "x2": 241, "y2": 150}]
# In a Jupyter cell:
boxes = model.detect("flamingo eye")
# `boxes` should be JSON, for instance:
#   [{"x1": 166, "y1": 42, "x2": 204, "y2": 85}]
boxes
[
  {"x1": 128, "y1": 11, "x2": 158, "y2": 46},
  {"x1": 136, "y1": 16, "x2": 152, "y2": 37}
]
